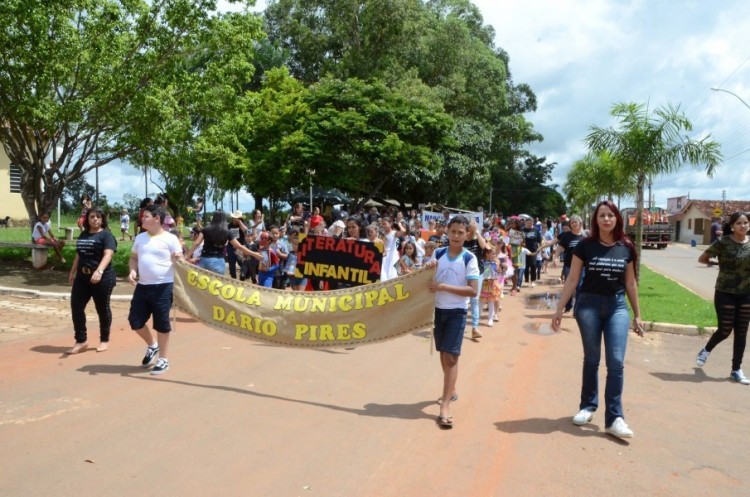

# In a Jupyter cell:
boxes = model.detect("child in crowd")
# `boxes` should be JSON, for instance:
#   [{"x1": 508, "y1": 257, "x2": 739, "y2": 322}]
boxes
[
  {"x1": 256, "y1": 231, "x2": 280, "y2": 288},
  {"x1": 396, "y1": 240, "x2": 418, "y2": 275},
  {"x1": 240, "y1": 231, "x2": 258, "y2": 283},
  {"x1": 507, "y1": 218, "x2": 524, "y2": 296},
  {"x1": 285, "y1": 228, "x2": 308, "y2": 291},
  {"x1": 515, "y1": 245, "x2": 532, "y2": 292},
  {"x1": 480, "y1": 247, "x2": 505, "y2": 326},
  {"x1": 120, "y1": 208, "x2": 133, "y2": 241},
  {"x1": 428, "y1": 221, "x2": 449, "y2": 248},
  {"x1": 422, "y1": 240, "x2": 437, "y2": 265}
]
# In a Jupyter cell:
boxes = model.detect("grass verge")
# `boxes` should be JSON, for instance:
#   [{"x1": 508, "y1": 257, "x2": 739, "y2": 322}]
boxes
[{"x1": 639, "y1": 265, "x2": 715, "y2": 328}]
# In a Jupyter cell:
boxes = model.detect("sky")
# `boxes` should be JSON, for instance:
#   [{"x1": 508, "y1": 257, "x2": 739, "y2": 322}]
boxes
[{"x1": 91, "y1": 0, "x2": 750, "y2": 212}]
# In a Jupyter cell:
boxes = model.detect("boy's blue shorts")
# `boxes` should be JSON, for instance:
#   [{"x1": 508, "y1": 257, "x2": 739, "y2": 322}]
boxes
[{"x1": 433, "y1": 308, "x2": 467, "y2": 356}]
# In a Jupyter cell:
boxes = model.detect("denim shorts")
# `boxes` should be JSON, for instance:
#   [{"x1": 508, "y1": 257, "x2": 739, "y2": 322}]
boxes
[
  {"x1": 289, "y1": 276, "x2": 308, "y2": 288},
  {"x1": 198, "y1": 256, "x2": 226, "y2": 275},
  {"x1": 433, "y1": 308, "x2": 468, "y2": 356},
  {"x1": 128, "y1": 283, "x2": 174, "y2": 333}
]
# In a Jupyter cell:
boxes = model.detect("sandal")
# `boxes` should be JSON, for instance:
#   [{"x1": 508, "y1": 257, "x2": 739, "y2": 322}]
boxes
[
  {"x1": 471, "y1": 328, "x2": 483, "y2": 339},
  {"x1": 67, "y1": 342, "x2": 88, "y2": 354},
  {"x1": 437, "y1": 393, "x2": 458, "y2": 405},
  {"x1": 437, "y1": 415, "x2": 454, "y2": 429}
]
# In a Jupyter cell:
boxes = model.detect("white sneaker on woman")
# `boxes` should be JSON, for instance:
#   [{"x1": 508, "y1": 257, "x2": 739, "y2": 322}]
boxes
[
  {"x1": 605, "y1": 417, "x2": 634, "y2": 438},
  {"x1": 572, "y1": 409, "x2": 594, "y2": 426}
]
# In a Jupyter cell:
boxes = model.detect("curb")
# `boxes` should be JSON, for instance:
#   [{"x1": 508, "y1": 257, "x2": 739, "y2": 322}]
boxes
[
  {"x1": 0, "y1": 286, "x2": 133, "y2": 302},
  {"x1": 646, "y1": 321, "x2": 715, "y2": 336}
]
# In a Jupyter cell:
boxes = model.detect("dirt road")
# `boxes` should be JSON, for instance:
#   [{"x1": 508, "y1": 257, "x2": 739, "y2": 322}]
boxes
[{"x1": 1, "y1": 276, "x2": 748, "y2": 497}]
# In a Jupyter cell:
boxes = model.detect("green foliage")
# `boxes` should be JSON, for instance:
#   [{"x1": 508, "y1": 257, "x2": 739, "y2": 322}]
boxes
[
  {"x1": 564, "y1": 151, "x2": 636, "y2": 214},
  {"x1": 295, "y1": 77, "x2": 455, "y2": 204},
  {"x1": 0, "y1": 0, "x2": 260, "y2": 222},
  {"x1": 263, "y1": 0, "x2": 544, "y2": 210},
  {"x1": 489, "y1": 153, "x2": 562, "y2": 218}
]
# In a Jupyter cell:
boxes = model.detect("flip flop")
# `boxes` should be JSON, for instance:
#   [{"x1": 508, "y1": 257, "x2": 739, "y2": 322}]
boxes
[
  {"x1": 436, "y1": 415, "x2": 454, "y2": 429},
  {"x1": 437, "y1": 393, "x2": 458, "y2": 405}
]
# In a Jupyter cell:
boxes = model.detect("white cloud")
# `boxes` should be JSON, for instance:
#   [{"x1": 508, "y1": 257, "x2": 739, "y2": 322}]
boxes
[{"x1": 477, "y1": 0, "x2": 750, "y2": 206}]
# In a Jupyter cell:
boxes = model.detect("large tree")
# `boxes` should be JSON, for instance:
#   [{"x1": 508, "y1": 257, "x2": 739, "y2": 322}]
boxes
[
  {"x1": 262, "y1": 0, "x2": 544, "y2": 210},
  {"x1": 0, "y1": 0, "x2": 258, "y2": 222},
  {"x1": 586, "y1": 102, "x2": 722, "y2": 268},
  {"x1": 294, "y1": 76, "x2": 455, "y2": 208}
]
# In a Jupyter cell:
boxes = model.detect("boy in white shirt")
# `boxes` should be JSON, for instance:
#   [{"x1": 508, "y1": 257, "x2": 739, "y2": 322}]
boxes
[
  {"x1": 427, "y1": 215, "x2": 480, "y2": 429},
  {"x1": 127, "y1": 205, "x2": 183, "y2": 375}
]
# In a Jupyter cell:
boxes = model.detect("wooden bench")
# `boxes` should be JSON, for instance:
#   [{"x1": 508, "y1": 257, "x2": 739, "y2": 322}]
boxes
[{"x1": 0, "y1": 241, "x2": 50, "y2": 268}]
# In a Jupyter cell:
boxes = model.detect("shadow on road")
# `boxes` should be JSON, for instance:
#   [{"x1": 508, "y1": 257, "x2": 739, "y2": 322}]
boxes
[
  {"x1": 76, "y1": 363, "x2": 437, "y2": 420},
  {"x1": 649, "y1": 368, "x2": 727, "y2": 383},
  {"x1": 31, "y1": 345, "x2": 71, "y2": 355},
  {"x1": 494, "y1": 416, "x2": 631, "y2": 445},
  {"x1": 495, "y1": 416, "x2": 600, "y2": 438}
]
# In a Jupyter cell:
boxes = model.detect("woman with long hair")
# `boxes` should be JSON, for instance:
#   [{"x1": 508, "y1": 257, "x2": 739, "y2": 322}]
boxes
[
  {"x1": 186, "y1": 211, "x2": 260, "y2": 275},
  {"x1": 67, "y1": 207, "x2": 118, "y2": 354},
  {"x1": 551, "y1": 201, "x2": 644, "y2": 439},
  {"x1": 696, "y1": 211, "x2": 750, "y2": 385}
]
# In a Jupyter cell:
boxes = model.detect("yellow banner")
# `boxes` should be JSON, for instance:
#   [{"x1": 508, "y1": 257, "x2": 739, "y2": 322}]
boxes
[{"x1": 172, "y1": 259, "x2": 436, "y2": 348}]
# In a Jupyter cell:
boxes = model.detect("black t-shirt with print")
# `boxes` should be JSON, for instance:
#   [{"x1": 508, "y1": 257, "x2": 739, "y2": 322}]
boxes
[
  {"x1": 522, "y1": 227, "x2": 542, "y2": 252},
  {"x1": 558, "y1": 231, "x2": 585, "y2": 268},
  {"x1": 75, "y1": 230, "x2": 118, "y2": 271},
  {"x1": 574, "y1": 238, "x2": 633, "y2": 295},
  {"x1": 463, "y1": 238, "x2": 484, "y2": 272},
  {"x1": 429, "y1": 234, "x2": 448, "y2": 248}
]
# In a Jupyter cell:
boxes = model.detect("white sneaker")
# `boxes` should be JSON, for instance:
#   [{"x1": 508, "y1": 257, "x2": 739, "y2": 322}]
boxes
[
  {"x1": 531, "y1": 282, "x2": 536, "y2": 288},
  {"x1": 605, "y1": 417, "x2": 634, "y2": 438},
  {"x1": 731, "y1": 370, "x2": 750, "y2": 385},
  {"x1": 487, "y1": 319, "x2": 494, "y2": 326},
  {"x1": 572, "y1": 409, "x2": 594, "y2": 426},
  {"x1": 696, "y1": 348, "x2": 710, "y2": 367}
]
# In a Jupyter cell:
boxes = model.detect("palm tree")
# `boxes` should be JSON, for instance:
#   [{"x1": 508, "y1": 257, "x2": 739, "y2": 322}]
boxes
[
  {"x1": 564, "y1": 151, "x2": 636, "y2": 220},
  {"x1": 585, "y1": 102, "x2": 722, "y2": 275}
]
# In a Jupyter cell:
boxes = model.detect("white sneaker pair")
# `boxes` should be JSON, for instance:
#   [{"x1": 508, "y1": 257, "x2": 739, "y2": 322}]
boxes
[{"x1": 572, "y1": 410, "x2": 634, "y2": 438}]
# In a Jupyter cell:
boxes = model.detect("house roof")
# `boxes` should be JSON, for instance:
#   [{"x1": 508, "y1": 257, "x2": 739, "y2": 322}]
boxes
[{"x1": 678, "y1": 199, "x2": 750, "y2": 219}]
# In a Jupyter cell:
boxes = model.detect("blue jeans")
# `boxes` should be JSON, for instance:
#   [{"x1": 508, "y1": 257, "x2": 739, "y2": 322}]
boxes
[
  {"x1": 574, "y1": 291, "x2": 630, "y2": 427},
  {"x1": 516, "y1": 267, "x2": 525, "y2": 288},
  {"x1": 198, "y1": 256, "x2": 226, "y2": 275},
  {"x1": 469, "y1": 274, "x2": 484, "y2": 328},
  {"x1": 562, "y1": 266, "x2": 584, "y2": 311}
]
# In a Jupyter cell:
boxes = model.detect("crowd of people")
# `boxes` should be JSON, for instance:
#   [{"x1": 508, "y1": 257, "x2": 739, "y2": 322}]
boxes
[{"x1": 53, "y1": 195, "x2": 750, "y2": 439}]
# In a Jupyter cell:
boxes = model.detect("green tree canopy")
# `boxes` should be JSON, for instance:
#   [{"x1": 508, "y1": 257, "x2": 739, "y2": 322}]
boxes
[{"x1": 0, "y1": 0, "x2": 259, "y2": 221}]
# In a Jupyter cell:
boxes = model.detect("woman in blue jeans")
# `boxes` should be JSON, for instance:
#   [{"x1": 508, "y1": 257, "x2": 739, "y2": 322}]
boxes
[{"x1": 551, "y1": 201, "x2": 644, "y2": 439}]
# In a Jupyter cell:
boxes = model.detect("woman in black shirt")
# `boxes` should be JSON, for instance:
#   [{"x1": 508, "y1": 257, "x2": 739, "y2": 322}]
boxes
[
  {"x1": 67, "y1": 208, "x2": 118, "y2": 354},
  {"x1": 186, "y1": 211, "x2": 261, "y2": 276},
  {"x1": 551, "y1": 201, "x2": 644, "y2": 439}
]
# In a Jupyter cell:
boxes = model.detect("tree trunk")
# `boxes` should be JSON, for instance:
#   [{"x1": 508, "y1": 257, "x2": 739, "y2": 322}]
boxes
[{"x1": 634, "y1": 173, "x2": 646, "y2": 282}]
